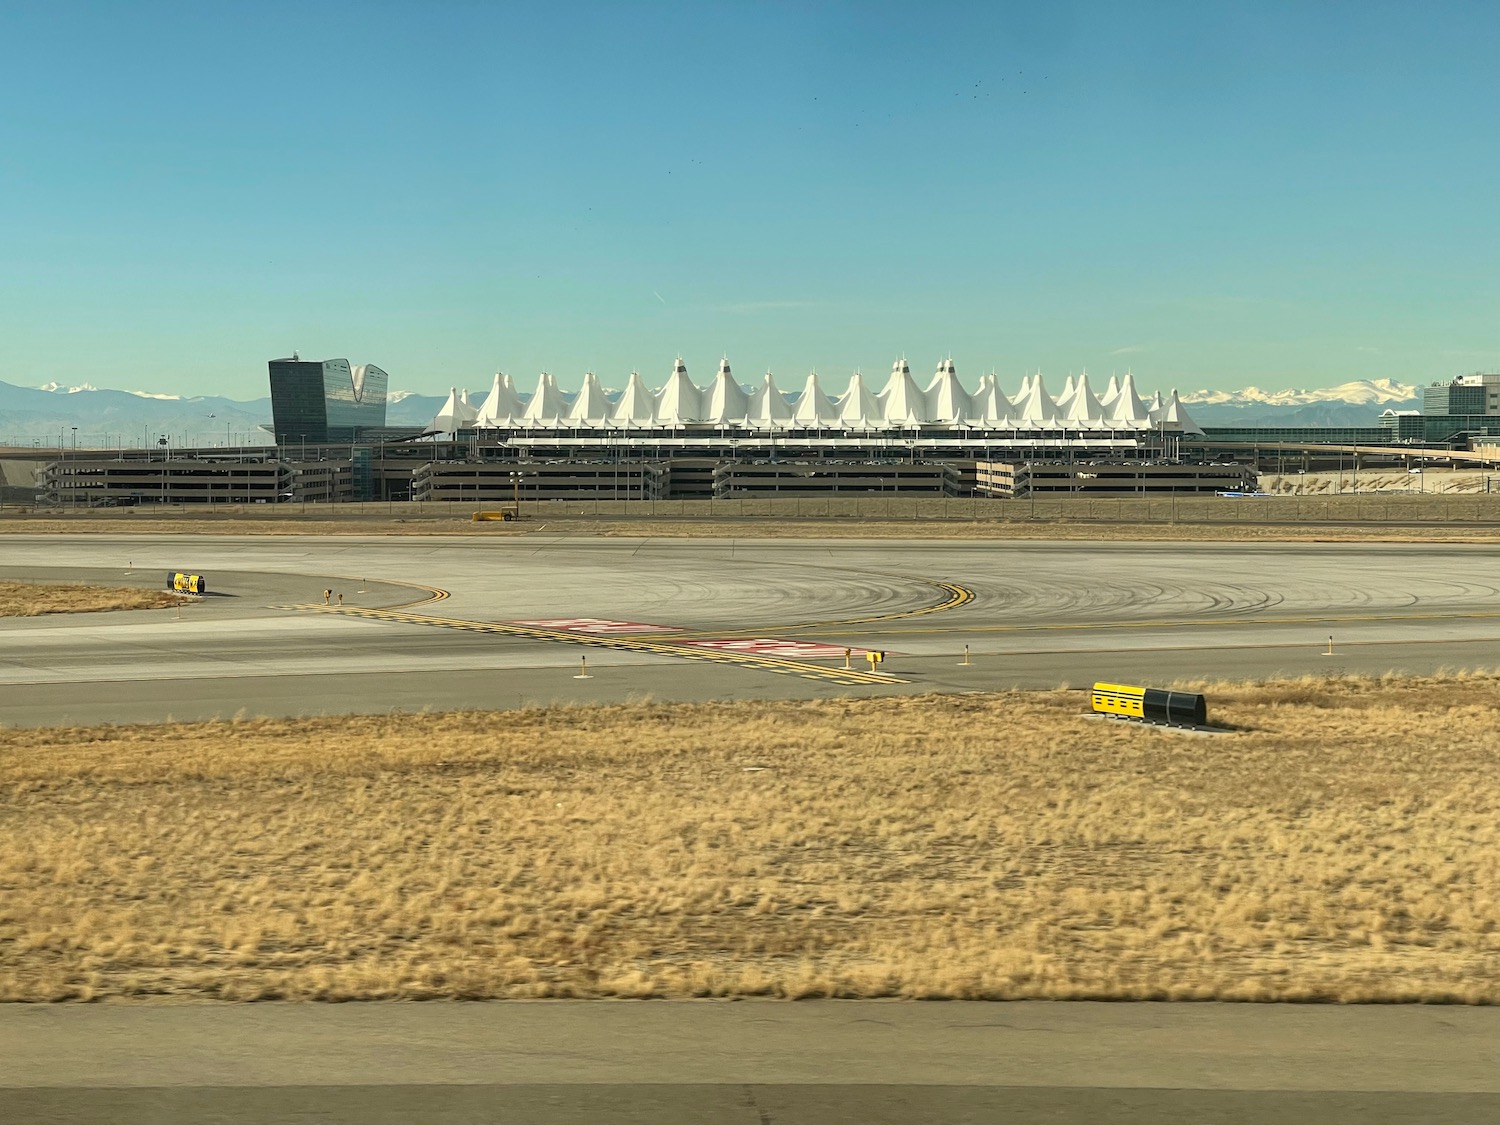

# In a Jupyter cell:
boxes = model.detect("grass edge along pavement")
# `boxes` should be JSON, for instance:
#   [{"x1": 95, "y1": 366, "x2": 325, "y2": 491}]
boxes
[
  {"x1": 0, "y1": 579, "x2": 186, "y2": 618},
  {"x1": 2, "y1": 673, "x2": 1497, "y2": 1004}
]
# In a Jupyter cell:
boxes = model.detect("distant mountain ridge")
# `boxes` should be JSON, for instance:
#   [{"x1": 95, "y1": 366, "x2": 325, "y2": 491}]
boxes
[
  {"x1": 1178, "y1": 379, "x2": 1421, "y2": 428},
  {"x1": 0, "y1": 375, "x2": 1423, "y2": 445},
  {"x1": 1180, "y1": 378, "x2": 1417, "y2": 408},
  {"x1": 0, "y1": 379, "x2": 444, "y2": 446}
]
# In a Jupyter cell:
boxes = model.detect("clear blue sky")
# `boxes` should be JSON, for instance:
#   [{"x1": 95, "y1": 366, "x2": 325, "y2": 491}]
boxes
[{"x1": 1, "y1": 1, "x2": 1496, "y2": 398}]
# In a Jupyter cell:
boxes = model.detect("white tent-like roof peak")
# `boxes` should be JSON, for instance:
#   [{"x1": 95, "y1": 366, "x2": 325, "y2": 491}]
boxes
[
  {"x1": 880, "y1": 359, "x2": 932, "y2": 426},
  {"x1": 703, "y1": 357, "x2": 750, "y2": 426},
  {"x1": 793, "y1": 371, "x2": 842, "y2": 427},
  {"x1": 837, "y1": 370, "x2": 884, "y2": 429},
  {"x1": 655, "y1": 359, "x2": 703, "y2": 425},
  {"x1": 1105, "y1": 372, "x2": 1151, "y2": 426},
  {"x1": 1060, "y1": 373, "x2": 1104, "y2": 424},
  {"x1": 923, "y1": 357, "x2": 971, "y2": 424},
  {"x1": 1015, "y1": 372, "x2": 1059, "y2": 425},
  {"x1": 1162, "y1": 389, "x2": 1204, "y2": 435},
  {"x1": 610, "y1": 370, "x2": 657, "y2": 427},
  {"x1": 566, "y1": 371, "x2": 612, "y2": 426},
  {"x1": 476, "y1": 371, "x2": 527, "y2": 427},
  {"x1": 432, "y1": 386, "x2": 479, "y2": 433},
  {"x1": 748, "y1": 371, "x2": 793, "y2": 429}
]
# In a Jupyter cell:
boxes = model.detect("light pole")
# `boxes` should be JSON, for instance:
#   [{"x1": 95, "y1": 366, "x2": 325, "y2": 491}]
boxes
[{"x1": 157, "y1": 436, "x2": 169, "y2": 505}]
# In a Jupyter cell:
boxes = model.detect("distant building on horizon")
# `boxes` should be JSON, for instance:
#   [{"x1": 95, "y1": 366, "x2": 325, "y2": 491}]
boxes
[
  {"x1": 267, "y1": 355, "x2": 389, "y2": 444},
  {"x1": 1422, "y1": 371, "x2": 1500, "y2": 417}
]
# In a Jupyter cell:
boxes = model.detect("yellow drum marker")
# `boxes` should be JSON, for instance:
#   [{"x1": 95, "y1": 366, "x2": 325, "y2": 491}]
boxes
[{"x1": 1091, "y1": 682, "x2": 1207, "y2": 727}]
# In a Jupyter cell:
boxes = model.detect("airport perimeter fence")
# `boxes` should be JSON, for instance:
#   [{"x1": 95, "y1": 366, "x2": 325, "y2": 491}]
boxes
[
  {"x1": 417, "y1": 494, "x2": 1500, "y2": 524},
  {"x1": 22, "y1": 494, "x2": 1500, "y2": 524}
]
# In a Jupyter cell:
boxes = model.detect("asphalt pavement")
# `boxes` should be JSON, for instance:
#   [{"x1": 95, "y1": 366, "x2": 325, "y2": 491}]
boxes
[{"x1": 4, "y1": 534, "x2": 1500, "y2": 724}]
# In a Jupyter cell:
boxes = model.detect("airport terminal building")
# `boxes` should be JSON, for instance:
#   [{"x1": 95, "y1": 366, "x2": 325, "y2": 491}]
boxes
[
  {"x1": 267, "y1": 355, "x2": 392, "y2": 445},
  {"x1": 34, "y1": 361, "x2": 1500, "y2": 507}
]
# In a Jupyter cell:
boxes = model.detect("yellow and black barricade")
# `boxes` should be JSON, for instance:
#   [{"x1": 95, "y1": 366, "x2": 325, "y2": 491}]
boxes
[
  {"x1": 1091, "y1": 682, "x2": 1206, "y2": 727},
  {"x1": 167, "y1": 572, "x2": 207, "y2": 596}
]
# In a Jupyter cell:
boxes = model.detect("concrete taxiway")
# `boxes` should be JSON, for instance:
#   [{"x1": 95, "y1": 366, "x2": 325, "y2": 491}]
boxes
[
  {"x1": 4, "y1": 1000, "x2": 1498, "y2": 1124},
  {"x1": 3, "y1": 533, "x2": 1500, "y2": 725}
]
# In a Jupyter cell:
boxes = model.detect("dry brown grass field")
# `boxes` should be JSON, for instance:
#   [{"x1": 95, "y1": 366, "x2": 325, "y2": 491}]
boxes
[
  {"x1": 0, "y1": 579, "x2": 184, "y2": 618},
  {"x1": 2, "y1": 676, "x2": 1497, "y2": 1004}
]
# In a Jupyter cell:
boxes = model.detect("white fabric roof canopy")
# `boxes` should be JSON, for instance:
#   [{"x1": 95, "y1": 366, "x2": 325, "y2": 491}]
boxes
[{"x1": 432, "y1": 358, "x2": 1203, "y2": 434}]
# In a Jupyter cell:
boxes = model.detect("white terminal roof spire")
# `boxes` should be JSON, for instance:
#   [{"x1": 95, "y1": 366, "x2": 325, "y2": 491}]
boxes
[
  {"x1": 566, "y1": 371, "x2": 612, "y2": 426},
  {"x1": 1060, "y1": 372, "x2": 1104, "y2": 424},
  {"x1": 748, "y1": 371, "x2": 793, "y2": 428},
  {"x1": 880, "y1": 357, "x2": 931, "y2": 426},
  {"x1": 792, "y1": 371, "x2": 840, "y2": 426},
  {"x1": 703, "y1": 356, "x2": 750, "y2": 426},
  {"x1": 837, "y1": 370, "x2": 883, "y2": 428},
  {"x1": 1014, "y1": 372, "x2": 1059, "y2": 425},
  {"x1": 521, "y1": 372, "x2": 565, "y2": 427},
  {"x1": 433, "y1": 386, "x2": 478, "y2": 432},
  {"x1": 1107, "y1": 372, "x2": 1149, "y2": 426},
  {"x1": 925, "y1": 358, "x2": 971, "y2": 424},
  {"x1": 426, "y1": 356, "x2": 1194, "y2": 435},
  {"x1": 655, "y1": 356, "x2": 702, "y2": 426},
  {"x1": 611, "y1": 370, "x2": 657, "y2": 427},
  {"x1": 476, "y1": 372, "x2": 527, "y2": 427}
]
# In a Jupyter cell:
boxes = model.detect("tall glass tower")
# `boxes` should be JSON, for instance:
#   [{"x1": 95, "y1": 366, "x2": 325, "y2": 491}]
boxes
[{"x1": 268, "y1": 356, "x2": 389, "y2": 444}]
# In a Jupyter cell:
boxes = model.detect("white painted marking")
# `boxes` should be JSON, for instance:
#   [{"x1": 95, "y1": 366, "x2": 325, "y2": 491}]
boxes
[
  {"x1": 511, "y1": 618, "x2": 681, "y2": 635},
  {"x1": 684, "y1": 639, "x2": 880, "y2": 659}
]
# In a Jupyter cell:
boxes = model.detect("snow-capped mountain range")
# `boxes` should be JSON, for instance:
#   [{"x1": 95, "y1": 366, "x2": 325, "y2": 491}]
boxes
[
  {"x1": 1180, "y1": 378, "x2": 1417, "y2": 408},
  {"x1": 1, "y1": 375, "x2": 1424, "y2": 445}
]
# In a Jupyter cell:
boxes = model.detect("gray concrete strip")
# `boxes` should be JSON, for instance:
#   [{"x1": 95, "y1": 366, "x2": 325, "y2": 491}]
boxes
[{"x1": 3, "y1": 1001, "x2": 1498, "y2": 1092}]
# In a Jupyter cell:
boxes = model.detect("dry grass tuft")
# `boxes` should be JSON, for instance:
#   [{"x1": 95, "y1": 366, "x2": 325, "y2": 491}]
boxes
[
  {"x1": 0, "y1": 580, "x2": 185, "y2": 618},
  {"x1": 2, "y1": 676, "x2": 1497, "y2": 1003}
]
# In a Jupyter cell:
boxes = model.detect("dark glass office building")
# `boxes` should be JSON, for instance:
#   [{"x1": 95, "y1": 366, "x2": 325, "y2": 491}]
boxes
[{"x1": 268, "y1": 357, "x2": 389, "y2": 444}]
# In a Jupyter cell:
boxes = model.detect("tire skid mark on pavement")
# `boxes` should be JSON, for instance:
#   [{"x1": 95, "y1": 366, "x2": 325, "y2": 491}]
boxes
[
  {"x1": 672, "y1": 579, "x2": 976, "y2": 639},
  {"x1": 287, "y1": 604, "x2": 906, "y2": 687},
  {"x1": 801, "y1": 606, "x2": 1500, "y2": 640}
]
